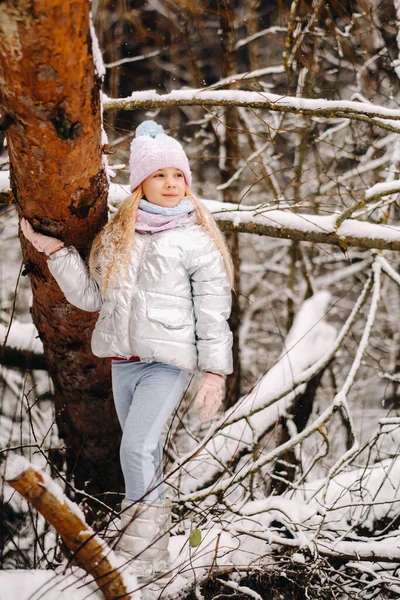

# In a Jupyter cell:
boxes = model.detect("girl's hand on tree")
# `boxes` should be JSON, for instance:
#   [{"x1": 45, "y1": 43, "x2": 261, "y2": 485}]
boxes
[
  {"x1": 21, "y1": 218, "x2": 64, "y2": 256},
  {"x1": 194, "y1": 372, "x2": 225, "y2": 422}
]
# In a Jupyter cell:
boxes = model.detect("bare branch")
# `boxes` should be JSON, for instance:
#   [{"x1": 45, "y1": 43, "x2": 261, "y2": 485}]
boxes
[
  {"x1": 102, "y1": 89, "x2": 400, "y2": 133},
  {"x1": 0, "y1": 346, "x2": 47, "y2": 371}
]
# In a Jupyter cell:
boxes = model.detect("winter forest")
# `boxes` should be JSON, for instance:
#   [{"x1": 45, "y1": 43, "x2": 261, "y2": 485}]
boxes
[{"x1": 3, "y1": 0, "x2": 400, "y2": 598}]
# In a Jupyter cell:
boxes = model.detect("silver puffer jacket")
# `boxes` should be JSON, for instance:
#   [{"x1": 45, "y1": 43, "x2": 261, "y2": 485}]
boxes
[{"x1": 47, "y1": 216, "x2": 233, "y2": 374}]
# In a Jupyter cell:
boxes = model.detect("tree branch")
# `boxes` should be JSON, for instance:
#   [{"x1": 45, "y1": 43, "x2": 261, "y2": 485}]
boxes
[
  {"x1": 0, "y1": 346, "x2": 47, "y2": 371},
  {"x1": 237, "y1": 529, "x2": 400, "y2": 563},
  {"x1": 102, "y1": 89, "x2": 400, "y2": 133},
  {"x1": 2, "y1": 455, "x2": 132, "y2": 600},
  {"x1": 215, "y1": 206, "x2": 400, "y2": 252}
]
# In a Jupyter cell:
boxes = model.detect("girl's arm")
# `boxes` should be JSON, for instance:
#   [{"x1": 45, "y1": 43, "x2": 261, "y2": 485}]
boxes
[
  {"x1": 186, "y1": 234, "x2": 233, "y2": 375},
  {"x1": 21, "y1": 218, "x2": 102, "y2": 312},
  {"x1": 47, "y1": 246, "x2": 102, "y2": 312}
]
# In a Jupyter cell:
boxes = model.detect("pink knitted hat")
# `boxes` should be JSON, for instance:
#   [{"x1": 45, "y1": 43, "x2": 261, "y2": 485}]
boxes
[{"x1": 129, "y1": 120, "x2": 192, "y2": 192}]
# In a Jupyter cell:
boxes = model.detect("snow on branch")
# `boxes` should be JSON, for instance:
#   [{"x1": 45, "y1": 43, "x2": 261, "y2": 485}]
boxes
[
  {"x1": 222, "y1": 455, "x2": 400, "y2": 565},
  {"x1": 0, "y1": 321, "x2": 46, "y2": 370},
  {"x1": 239, "y1": 528, "x2": 400, "y2": 563},
  {"x1": 204, "y1": 65, "x2": 286, "y2": 90},
  {"x1": 0, "y1": 321, "x2": 43, "y2": 353},
  {"x1": 166, "y1": 453, "x2": 400, "y2": 596},
  {"x1": 187, "y1": 265, "x2": 381, "y2": 502},
  {"x1": 173, "y1": 266, "x2": 377, "y2": 500},
  {"x1": 2, "y1": 178, "x2": 400, "y2": 253},
  {"x1": 171, "y1": 292, "x2": 336, "y2": 497},
  {"x1": 108, "y1": 184, "x2": 400, "y2": 253},
  {"x1": 102, "y1": 89, "x2": 400, "y2": 133},
  {"x1": 214, "y1": 202, "x2": 400, "y2": 252},
  {"x1": 1, "y1": 454, "x2": 137, "y2": 600}
]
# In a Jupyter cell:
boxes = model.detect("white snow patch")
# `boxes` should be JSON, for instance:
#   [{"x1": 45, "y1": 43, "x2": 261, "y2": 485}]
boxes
[
  {"x1": 89, "y1": 18, "x2": 106, "y2": 78},
  {"x1": 0, "y1": 320, "x2": 43, "y2": 353},
  {"x1": 0, "y1": 566, "x2": 141, "y2": 600},
  {"x1": 291, "y1": 553, "x2": 306, "y2": 564},
  {"x1": 1, "y1": 454, "x2": 31, "y2": 481},
  {"x1": 365, "y1": 179, "x2": 400, "y2": 199},
  {"x1": 292, "y1": 457, "x2": 400, "y2": 532},
  {"x1": 0, "y1": 169, "x2": 10, "y2": 191}
]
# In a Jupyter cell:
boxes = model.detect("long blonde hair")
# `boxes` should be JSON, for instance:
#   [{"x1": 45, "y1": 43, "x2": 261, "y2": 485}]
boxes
[{"x1": 89, "y1": 185, "x2": 234, "y2": 292}]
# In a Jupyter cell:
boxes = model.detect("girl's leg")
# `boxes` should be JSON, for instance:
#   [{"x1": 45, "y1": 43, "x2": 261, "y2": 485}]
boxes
[
  {"x1": 111, "y1": 360, "x2": 141, "y2": 428},
  {"x1": 119, "y1": 362, "x2": 189, "y2": 502}
]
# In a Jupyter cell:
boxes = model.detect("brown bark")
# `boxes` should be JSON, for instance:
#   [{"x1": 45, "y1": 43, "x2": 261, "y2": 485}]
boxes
[
  {"x1": 5, "y1": 460, "x2": 131, "y2": 600},
  {"x1": 218, "y1": 0, "x2": 242, "y2": 408},
  {"x1": 0, "y1": 1, "x2": 122, "y2": 503}
]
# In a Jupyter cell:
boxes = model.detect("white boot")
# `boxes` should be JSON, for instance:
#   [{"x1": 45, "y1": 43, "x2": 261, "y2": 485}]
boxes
[{"x1": 116, "y1": 500, "x2": 172, "y2": 582}]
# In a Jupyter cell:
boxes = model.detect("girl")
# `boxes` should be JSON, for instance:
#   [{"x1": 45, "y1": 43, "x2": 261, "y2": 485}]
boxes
[{"x1": 21, "y1": 120, "x2": 233, "y2": 578}]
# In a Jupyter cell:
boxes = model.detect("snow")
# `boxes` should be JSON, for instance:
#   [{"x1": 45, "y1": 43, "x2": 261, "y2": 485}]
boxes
[
  {"x1": 0, "y1": 569, "x2": 103, "y2": 600},
  {"x1": 102, "y1": 88, "x2": 400, "y2": 128},
  {"x1": 0, "y1": 169, "x2": 10, "y2": 191},
  {"x1": 0, "y1": 526, "x2": 267, "y2": 599},
  {"x1": 0, "y1": 567, "x2": 141, "y2": 600},
  {"x1": 11, "y1": 451, "x2": 392, "y2": 597},
  {"x1": 0, "y1": 456, "x2": 141, "y2": 598},
  {"x1": 235, "y1": 26, "x2": 287, "y2": 49},
  {"x1": 2, "y1": 173, "x2": 395, "y2": 253},
  {"x1": 365, "y1": 179, "x2": 400, "y2": 199},
  {"x1": 4, "y1": 62, "x2": 400, "y2": 600},
  {"x1": 108, "y1": 186, "x2": 400, "y2": 248},
  {"x1": 298, "y1": 457, "x2": 400, "y2": 529},
  {"x1": 215, "y1": 579, "x2": 263, "y2": 599},
  {"x1": 104, "y1": 50, "x2": 160, "y2": 69},
  {"x1": 0, "y1": 320, "x2": 43, "y2": 353},
  {"x1": 291, "y1": 553, "x2": 306, "y2": 564},
  {"x1": 41, "y1": 468, "x2": 88, "y2": 522},
  {"x1": 207, "y1": 65, "x2": 286, "y2": 89},
  {"x1": 89, "y1": 18, "x2": 106, "y2": 78},
  {"x1": 109, "y1": 181, "x2": 134, "y2": 205},
  {"x1": 172, "y1": 292, "x2": 337, "y2": 497},
  {"x1": 1, "y1": 454, "x2": 31, "y2": 481},
  {"x1": 337, "y1": 218, "x2": 400, "y2": 242}
]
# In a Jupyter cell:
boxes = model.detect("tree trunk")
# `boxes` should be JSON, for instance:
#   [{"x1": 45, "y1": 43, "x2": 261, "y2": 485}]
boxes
[
  {"x1": 218, "y1": 0, "x2": 242, "y2": 408},
  {"x1": 0, "y1": 0, "x2": 122, "y2": 506}
]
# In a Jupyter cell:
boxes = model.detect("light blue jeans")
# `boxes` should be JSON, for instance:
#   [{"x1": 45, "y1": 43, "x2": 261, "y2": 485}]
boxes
[{"x1": 111, "y1": 360, "x2": 189, "y2": 502}]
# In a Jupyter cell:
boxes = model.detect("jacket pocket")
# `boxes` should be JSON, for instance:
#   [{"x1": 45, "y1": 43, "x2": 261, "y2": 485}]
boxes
[{"x1": 147, "y1": 306, "x2": 193, "y2": 329}]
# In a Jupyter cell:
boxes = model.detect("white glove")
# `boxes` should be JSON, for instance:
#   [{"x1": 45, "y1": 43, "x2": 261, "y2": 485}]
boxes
[
  {"x1": 194, "y1": 372, "x2": 225, "y2": 422},
  {"x1": 21, "y1": 218, "x2": 64, "y2": 256}
]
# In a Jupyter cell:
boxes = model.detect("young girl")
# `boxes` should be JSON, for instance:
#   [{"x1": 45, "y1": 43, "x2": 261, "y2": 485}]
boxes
[{"x1": 21, "y1": 120, "x2": 233, "y2": 578}]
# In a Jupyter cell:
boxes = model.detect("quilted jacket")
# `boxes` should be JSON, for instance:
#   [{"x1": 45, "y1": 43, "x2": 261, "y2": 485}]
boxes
[{"x1": 47, "y1": 216, "x2": 233, "y2": 374}]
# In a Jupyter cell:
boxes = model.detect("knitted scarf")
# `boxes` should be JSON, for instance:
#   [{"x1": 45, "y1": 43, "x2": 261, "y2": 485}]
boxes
[{"x1": 136, "y1": 198, "x2": 195, "y2": 234}]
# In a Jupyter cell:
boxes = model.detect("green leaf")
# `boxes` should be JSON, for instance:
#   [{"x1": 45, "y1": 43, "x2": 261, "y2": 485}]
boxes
[{"x1": 189, "y1": 528, "x2": 202, "y2": 548}]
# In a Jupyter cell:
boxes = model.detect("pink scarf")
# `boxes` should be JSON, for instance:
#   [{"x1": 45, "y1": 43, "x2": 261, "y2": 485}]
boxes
[{"x1": 135, "y1": 209, "x2": 194, "y2": 234}]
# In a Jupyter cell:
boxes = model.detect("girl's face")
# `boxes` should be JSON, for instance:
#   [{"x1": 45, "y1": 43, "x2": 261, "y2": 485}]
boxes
[{"x1": 142, "y1": 168, "x2": 186, "y2": 208}]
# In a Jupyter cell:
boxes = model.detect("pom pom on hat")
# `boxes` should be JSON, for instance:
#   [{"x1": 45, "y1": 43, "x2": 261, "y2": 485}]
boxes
[
  {"x1": 129, "y1": 120, "x2": 192, "y2": 192},
  {"x1": 135, "y1": 120, "x2": 165, "y2": 139}
]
